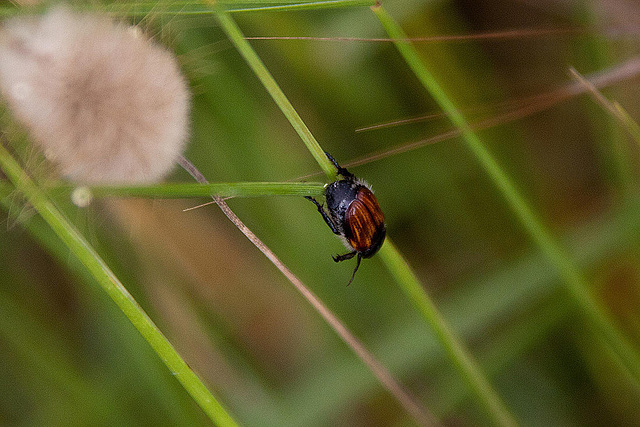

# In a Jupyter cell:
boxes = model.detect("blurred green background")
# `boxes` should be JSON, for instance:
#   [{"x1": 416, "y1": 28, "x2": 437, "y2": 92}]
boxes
[{"x1": 2, "y1": 0, "x2": 640, "y2": 425}]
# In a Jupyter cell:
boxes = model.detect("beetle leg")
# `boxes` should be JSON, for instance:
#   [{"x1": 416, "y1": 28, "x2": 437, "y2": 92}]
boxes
[
  {"x1": 332, "y1": 251, "x2": 360, "y2": 285},
  {"x1": 305, "y1": 196, "x2": 341, "y2": 235},
  {"x1": 324, "y1": 152, "x2": 354, "y2": 178},
  {"x1": 332, "y1": 251, "x2": 356, "y2": 262},
  {"x1": 346, "y1": 253, "x2": 362, "y2": 286}
]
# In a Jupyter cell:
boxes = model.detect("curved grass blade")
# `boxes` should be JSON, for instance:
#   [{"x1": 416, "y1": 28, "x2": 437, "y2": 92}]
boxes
[{"x1": 0, "y1": 141, "x2": 238, "y2": 427}]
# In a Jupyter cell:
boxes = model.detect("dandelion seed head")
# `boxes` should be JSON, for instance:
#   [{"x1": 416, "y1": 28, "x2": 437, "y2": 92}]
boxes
[{"x1": 0, "y1": 8, "x2": 190, "y2": 184}]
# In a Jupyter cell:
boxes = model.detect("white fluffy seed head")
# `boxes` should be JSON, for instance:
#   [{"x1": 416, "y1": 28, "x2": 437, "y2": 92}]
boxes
[
  {"x1": 70, "y1": 186, "x2": 93, "y2": 208},
  {"x1": 0, "y1": 8, "x2": 190, "y2": 184}
]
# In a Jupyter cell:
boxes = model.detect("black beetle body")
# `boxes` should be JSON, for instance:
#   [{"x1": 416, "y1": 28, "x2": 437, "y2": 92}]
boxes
[{"x1": 306, "y1": 153, "x2": 386, "y2": 285}]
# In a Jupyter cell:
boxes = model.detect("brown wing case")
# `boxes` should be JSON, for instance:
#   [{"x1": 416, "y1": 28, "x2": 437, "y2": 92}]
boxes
[{"x1": 345, "y1": 188, "x2": 385, "y2": 253}]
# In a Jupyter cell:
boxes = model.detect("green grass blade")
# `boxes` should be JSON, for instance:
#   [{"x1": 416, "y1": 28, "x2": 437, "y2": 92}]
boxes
[
  {"x1": 50, "y1": 181, "x2": 325, "y2": 199},
  {"x1": 209, "y1": 6, "x2": 517, "y2": 424},
  {"x1": 204, "y1": 7, "x2": 449, "y2": 424},
  {"x1": 379, "y1": 239, "x2": 518, "y2": 427},
  {"x1": 0, "y1": 142, "x2": 238, "y2": 427},
  {"x1": 373, "y1": 0, "x2": 640, "y2": 399},
  {"x1": 210, "y1": 4, "x2": 337, "y2": 180},
  {"x1": 287, "y1": 193, "x2": 640, "y2": 422}
]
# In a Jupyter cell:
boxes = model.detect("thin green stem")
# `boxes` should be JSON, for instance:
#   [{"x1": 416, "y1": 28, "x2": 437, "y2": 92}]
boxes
[
  {"x1": 50, "y1": 181, "x2": 325, "y2": 199},
  {"x1": 225, "y1": 0, "x2": 375, "y2": 13},
  {"x1": 378, "y1": 240, "x2": 518, "y2": 427},
  {"x1": 0, "y1": 142, "x2": 238, "y2": 427},
  {"x1": 207, "y1": 5, "x2": 517, "y2": 425},
  {"x1": 210, "y1": 3, "x2": 337, "y2": 180},
  {"x1": 373, "y1": 0, "x2": 640, "y2": 401}
]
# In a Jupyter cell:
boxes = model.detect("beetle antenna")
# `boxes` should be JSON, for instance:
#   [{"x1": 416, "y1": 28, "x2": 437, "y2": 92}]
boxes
[{"x1": 346, "y1": 253, "x2": 362, "y2": 286}]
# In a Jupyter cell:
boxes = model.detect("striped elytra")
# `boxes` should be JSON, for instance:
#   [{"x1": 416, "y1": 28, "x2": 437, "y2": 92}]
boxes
[{"x1": 345, "y1": 187, "x2": 386, "y2": 256}]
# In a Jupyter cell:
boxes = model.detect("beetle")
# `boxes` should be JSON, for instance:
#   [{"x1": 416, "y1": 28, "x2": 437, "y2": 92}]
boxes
[{"x1": 306, "y1": 152, "x2": 386, "y2": 285}]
